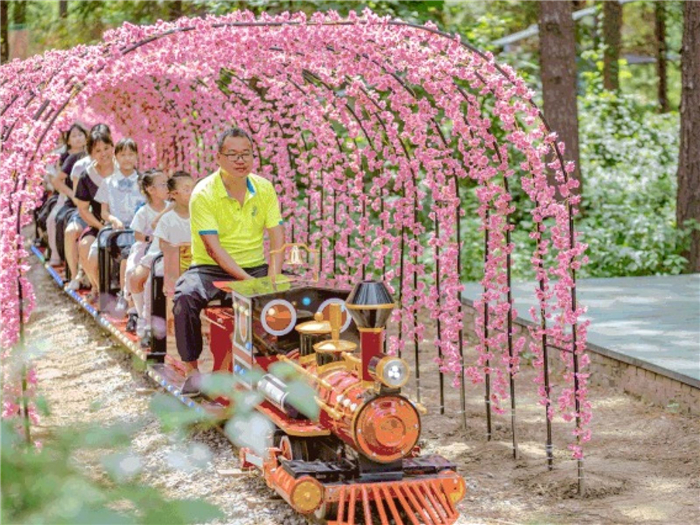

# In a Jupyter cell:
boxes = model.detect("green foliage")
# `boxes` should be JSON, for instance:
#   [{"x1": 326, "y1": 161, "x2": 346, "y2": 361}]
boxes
[
  {"x1": 457, "y1": 65, "x2": 688, "y2": 282},
  {"x1": 1, "y1": 400, "x2": 224, "y2": 524},
  {"x1": 576, "y1": 88, "x2": 689, "y2": 277},
  {"x1": 19, "y1": 1, "x2": 541, "y2": 56},
  {"x1": 149, "y1": 393, "x2": 216, "y2": 433}
]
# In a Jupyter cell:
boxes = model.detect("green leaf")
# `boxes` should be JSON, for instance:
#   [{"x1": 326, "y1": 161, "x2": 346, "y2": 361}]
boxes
[
  {"x1": 224, "y1": 412, "x2": 273, "y2": 456},
  {"x1": 101, "y1": 451, "x2": 142, "y2": 482},
  {"x1": 149, "y1": 393, "x2": 213, "y2": 432},
  {"x1": 77, "y1": 421, "x2": 140, "y2": 448},
  {"x1": 285, "y1": 379, "x2": 320, "y2": 420},
  {"x1": 71, "y1": 506, "x2": 134, "y2": 525},
  {"x1": 142, "y1": 498, "x2": 223, "y2": 525},
  {"x1": 34, "y1": 396, "x2": 51, "y2": 417},
  {"x1": 268, "y1": 361, "x2": 297, "y2": 379},
  {"x1": 199, "y1": 372, "x2": 238, "y2": 398}
]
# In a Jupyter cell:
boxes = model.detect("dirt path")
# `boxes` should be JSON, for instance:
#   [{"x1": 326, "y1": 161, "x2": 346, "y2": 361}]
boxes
[{"x1": 26, "y1": 259, "x2": 699, "y2": 525}]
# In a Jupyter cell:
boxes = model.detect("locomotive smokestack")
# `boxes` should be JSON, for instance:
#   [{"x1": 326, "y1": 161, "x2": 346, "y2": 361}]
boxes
[{"x1": 345, "y1": 280, "x2": 395, "y2": 387}]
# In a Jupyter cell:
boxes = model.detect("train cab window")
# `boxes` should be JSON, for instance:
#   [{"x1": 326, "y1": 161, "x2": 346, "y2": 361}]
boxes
[{"x1": 261, "y1": 299, "x2": 297, "y2": 337}]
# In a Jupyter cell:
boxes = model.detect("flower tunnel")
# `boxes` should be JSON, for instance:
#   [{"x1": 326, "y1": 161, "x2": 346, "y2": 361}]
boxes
[{"x1": 0, "y1": 9, "x2": 590, "y2": 482}]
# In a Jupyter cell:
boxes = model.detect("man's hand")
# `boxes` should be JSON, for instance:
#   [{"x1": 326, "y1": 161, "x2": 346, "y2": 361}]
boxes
[
  {"x1": 201, "y1": 233, "x2": 251, "y2": 280},
  {"x1": 110, "y1": 217, "x2": 124, "y2": 230}
]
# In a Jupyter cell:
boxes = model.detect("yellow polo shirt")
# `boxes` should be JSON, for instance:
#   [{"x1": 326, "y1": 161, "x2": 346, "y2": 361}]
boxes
[{"x1": 190, "y1": 170, "x2": 283, "y2": 268}]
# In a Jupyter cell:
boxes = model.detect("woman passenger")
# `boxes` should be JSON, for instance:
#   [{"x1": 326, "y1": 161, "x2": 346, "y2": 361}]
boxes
[
  {"x1": 64, "y1": 123, "x2": 112, "y2": 290},
  {"x1": 72, "y1": 130, "x2": 117, "y2": 299},
  {"x1": 46, "y1": 123, "x2": 87, "y2": 266}
]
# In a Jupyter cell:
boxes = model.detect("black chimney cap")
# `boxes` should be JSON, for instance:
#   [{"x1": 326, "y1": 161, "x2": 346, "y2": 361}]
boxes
[{"x1": 345, "y1": 280, "x2": 395, "y2": 329}]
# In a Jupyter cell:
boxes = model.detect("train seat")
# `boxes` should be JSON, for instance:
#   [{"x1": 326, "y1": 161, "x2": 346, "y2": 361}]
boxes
[{"x1": 97, "y1": 226, "x2": 135, "y2": 313}]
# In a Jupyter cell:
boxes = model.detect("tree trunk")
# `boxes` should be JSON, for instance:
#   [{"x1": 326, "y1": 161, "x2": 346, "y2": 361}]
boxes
[
  {"x1": 655, "y1": 1, "x2": 669, "y2": 113},
  {"x1": 602, "y1": 0, "x2": 622, "y2": 91},
  {"x1": 59, "y1": 0, "x2": 68, "y2": 19},
  {"x1": 12, "y1": 0, "x2": 27, "y2": 24},
  {"x1": 1, "y1": 1, "x2": 8, "y2": 64},
  {"x1": 9, "y1": 0, "x2": 27, "y2": 60},
  {"x1": 168, "y1": 0, "x2": 183, "y2": 21},
  {"x1": 538, "y1": 1, "x2": 582, "y2": 196},
  {"x1": 677, "y1": 1, "x2": 700, "y2": 272}
]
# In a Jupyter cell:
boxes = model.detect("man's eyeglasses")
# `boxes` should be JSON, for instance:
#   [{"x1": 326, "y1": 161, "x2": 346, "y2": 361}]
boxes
[{"x1": 221, "y1": 152, "x2": 253, "y2": 162}]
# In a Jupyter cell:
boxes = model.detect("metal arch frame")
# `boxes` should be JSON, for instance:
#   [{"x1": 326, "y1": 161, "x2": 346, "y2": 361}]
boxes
[{"x1": 4, "y1": 14, "x2": 585, "y2": 495}]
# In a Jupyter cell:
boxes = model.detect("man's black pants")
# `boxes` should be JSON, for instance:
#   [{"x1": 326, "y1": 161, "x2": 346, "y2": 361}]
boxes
[{"x1": 172, "y1": 264, "x2": 268, "y2": 363}]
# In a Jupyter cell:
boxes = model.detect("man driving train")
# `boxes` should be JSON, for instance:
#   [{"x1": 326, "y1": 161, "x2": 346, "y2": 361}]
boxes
[{"x1": 173, "y1": 127, "x2": 284, "y2": 394}]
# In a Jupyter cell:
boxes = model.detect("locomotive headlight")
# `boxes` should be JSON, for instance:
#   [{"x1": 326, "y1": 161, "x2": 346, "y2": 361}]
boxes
[{"x1": 370, "y1": 356, "x2": 410, "y2": 389}]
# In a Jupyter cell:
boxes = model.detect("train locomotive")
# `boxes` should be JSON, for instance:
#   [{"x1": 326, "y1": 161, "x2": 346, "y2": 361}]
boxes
[
  {"x1": 225, "y1": 272, "x2": 466, "y2": 523},
  {"x1": 32, "y1": 226, "x2": 467, "y2": 524}
]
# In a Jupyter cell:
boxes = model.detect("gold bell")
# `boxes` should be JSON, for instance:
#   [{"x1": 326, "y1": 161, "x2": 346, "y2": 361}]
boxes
[{"x1": 289, "y1": 245, "x2": 303, "y2": 266}]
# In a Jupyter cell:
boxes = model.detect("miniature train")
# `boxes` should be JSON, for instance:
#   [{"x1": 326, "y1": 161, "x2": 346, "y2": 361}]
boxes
[{"x1": 32, "y1": 218, "x2": 466, "y2": 525}]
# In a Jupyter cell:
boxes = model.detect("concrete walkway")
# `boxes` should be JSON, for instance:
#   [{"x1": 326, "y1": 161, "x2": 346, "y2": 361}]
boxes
[{"x1": 462, "y1": 274, "x2": 700, "y2": 387}]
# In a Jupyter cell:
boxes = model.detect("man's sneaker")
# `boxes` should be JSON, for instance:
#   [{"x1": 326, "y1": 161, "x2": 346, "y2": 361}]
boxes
[
  {"x1": 125, "y1": 312, "x2": 138, "y2": 334},
  {"x1": 181, "y1": 372, "x2": 201, "y2": 397}
]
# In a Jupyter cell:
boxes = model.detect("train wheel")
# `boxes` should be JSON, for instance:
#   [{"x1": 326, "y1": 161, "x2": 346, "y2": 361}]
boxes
[{"x1": 277, "y1": 435, "x2": 309, "y2": 461}]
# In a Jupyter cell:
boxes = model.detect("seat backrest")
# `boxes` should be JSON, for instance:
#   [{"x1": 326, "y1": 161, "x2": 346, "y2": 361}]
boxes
[
  {"x1": 162, "y1": 242, "x2": 191, "y2": 296},
  {"x1": 55, "y1": 207, "x2": 79, "y2": 262},
  {"x1": 37, "y1": 193, "x2": 59, "y2": 231},
  {"x1": 178, "y1": 244, "x2": 192, "y2": 275}
]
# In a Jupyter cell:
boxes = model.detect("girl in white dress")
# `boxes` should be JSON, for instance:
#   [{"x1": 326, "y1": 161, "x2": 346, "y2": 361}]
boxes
[{"x1": 124, "y1": 169, "x2": 169, "y2": 332}]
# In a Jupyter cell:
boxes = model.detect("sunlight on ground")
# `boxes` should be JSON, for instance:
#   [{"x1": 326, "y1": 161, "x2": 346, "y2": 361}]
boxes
[
  {"x1": 620, "y1": 504, "x2": 671, "y2": 521},
  {"x1": 516, "y1": 442, "x2": 548, "y2": 459},
  {"x1": 642, "y1": 477, "x2": 689, "y2": 494},
  {"x1": 436, "y1": 442, "x2": 472, "y2": 456}
]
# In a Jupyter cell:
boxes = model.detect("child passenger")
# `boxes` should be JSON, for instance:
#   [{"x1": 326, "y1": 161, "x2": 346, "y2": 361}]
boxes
[
  {"x1": 138, "y1": 171, "x2": 194, "y2": 342},
  {"x1": 123, "y1": 169, "x2": 169, "y2": 333},
  {"x1": 96, "y1": 138, "x2": 144, "y2": 231},
  {"x1": 94, "y1": 138, "x2": 146, "y2": 312}
]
